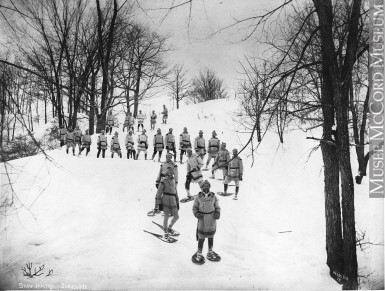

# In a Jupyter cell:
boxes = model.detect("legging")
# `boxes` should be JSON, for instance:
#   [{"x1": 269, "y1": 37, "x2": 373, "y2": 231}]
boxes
[
  {"x1": 198, "y1": 237, "x2": 213, "y2": 252},
  {"x1": 97, "y1": 148, "x2": 106, "y2": 158}
]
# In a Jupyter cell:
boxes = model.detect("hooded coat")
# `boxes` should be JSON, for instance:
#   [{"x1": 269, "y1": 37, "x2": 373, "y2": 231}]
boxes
[{"x1": 193, "y1": 192, "x2": 220, "y2": 239}]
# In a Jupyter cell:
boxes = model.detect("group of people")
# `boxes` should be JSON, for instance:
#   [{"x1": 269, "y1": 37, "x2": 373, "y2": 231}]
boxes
[
  {"x1": 122, "y1": 105, "x2": 168, "y2": 133},
  {"x1": 152, "y1": 133, "x2": 243, "y2": 263},
  {"x1": 58, "y1": 106, "x2": 244, "y2": 263}
]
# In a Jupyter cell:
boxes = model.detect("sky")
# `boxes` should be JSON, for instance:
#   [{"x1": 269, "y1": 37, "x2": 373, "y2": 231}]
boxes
[{"x1": 135, "y1": 0, "x2": 286, "y2": 97}]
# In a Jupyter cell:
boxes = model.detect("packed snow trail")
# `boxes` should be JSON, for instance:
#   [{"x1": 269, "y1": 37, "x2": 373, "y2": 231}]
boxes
[{"x1": 1, "y1": 99, "x2": 382, "y2": 289}]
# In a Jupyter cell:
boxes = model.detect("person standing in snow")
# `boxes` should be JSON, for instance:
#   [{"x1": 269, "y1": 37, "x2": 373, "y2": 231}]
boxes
[
  {"x1": 136, "y1": 129, "x2": 148, "y2": 160},
  {"x1": 123, "y1": 112, "x2": 131, "y2": 132},
  {"x1": 150, "y1": 110, "x2": 157, "y2": 130},
  {"x1": 73, "y1": 125, "x2": 83, "y2": 154},
  {"x1": 125, "y1": 130, "x2": 136, "y2": 159},
  {"x1": 149, "y1": 153, "x2": 179, "y2": 216},
  {"x1": 65, "y1": 127, "x2": 75, "y2": 155},
  {"x1": 151, "y1": 128, "x2": 164, "y2": 162},
  {"x1": 205, "y1": 130, "x2": 220, "y2": 169},
  {"x1": 211, "y1": 142, "x2": 230, "y2": 179},
  {"x1": 79, "y1": 129, "x2": 92, "y2": 156},
  {"x1": 223, "y1": 148, "x2": 243, "y2": 199},
  {"x1": 165, "y1": 128, "x2": 177, "y2": 162},
  {"x1": 128, "y1": 113, "x2": 135, "y2": 133},
  {"x1": 106, "y1": 110, "x2": 115, "y2": 135},
  {"x1": 192, "y1": 180, "x2": 221, "y2": 263},
  {"x1": 59, "y1": 125, "x2": 67, "y2": 147},
  {"x1": 179, "y1": 127, "x2": 191, "y2": 164},
  {"x1": 161, "y1": 104, "x2": 168, "y2": 124},
  {"x1": 156, "y1": 166, "x2": 179, "y2": 239},
  {"x1": 185, "y1": 148, "x2": 204, "y2": 198},
  {"x1": 137, "y1": 110, "x2": 146, "y2": 132},
  {"x1": 194, "y1": 130, "x2": 206, "y2": 159},
  {"x1": 97, "y1": 130, "x2": 108, "y2": 158},
  {"x1": 110, "y1": 131, "x2": 122, "y2": 158}
]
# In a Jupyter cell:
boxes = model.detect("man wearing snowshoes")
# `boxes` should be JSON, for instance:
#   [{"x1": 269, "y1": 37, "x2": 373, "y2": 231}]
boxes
[
  {"x1": 151, "y1": 128, "x2": 164, "y2": 162},
  {"x1": 165, "y1": 128, "x2": 177, "y2": 162},
  {"x1": 97, "y1": 130, "x2": 108, "y2": 158},
  {"x1": 211, "y1": 142, "x2": 230, "y2": 179},
  {"x1": 223, "y1": 148, "x2": 244, "y2": 200},
  {"x1": 148, "y1": 153, "x2": 179, "y2": 216},
  {"x1": 79, "y1": 129, "x2": 92, "y2": 156},
  {"x1": 125, "y1": 130, "x2": 136, "y2": 159},
  {"x1": 74, "y1": 125, "x2": 83, "y2": 155},
  {"x1": 179, "y1": 127, "x2": 191, "y2": 164},
  {"x1": 59, "y1": 125, "x2": 67, "y2": 147},
  {"x1": 156, "y1": 166, "x2": 179, "y2": 240},
  {"x1": 185, "y1": 148, "x2": 204, "y2": 200},
  {"x1": 136, "y1": 129, "x2": 148, "y2": 160},
  {"x1": 110, "y1": 131, "x2": 122, "y2": 158},
  {"x1": 106, "y1": 110, "x2": 115, "y2": 135},
  {"x1": 192, "y1": 180, "x2": 221, "y2": 264},
  {"x1": 205, "y1": 130, "x2": 220, "y2": 169},
  {"x1": 194, "y1": 130, "x2": 206, "y2": 159},
  {"x1": 65, "y1": 127, "x2": 75, "y2": 155},
  {"x1": 150, "y1": 110, "x2": 157, "y2": 130},
  {"x1": 137, "y1": 110, "x2": 146, "y2": 132}
]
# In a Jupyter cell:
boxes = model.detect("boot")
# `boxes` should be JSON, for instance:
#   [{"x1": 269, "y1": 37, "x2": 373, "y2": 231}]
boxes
[
  {"x1": 145, "y1": 154, "x2": 147, "y2": 160},
  {"x1": 111, "y1": 154, "x2": 114, "y2": 158}
]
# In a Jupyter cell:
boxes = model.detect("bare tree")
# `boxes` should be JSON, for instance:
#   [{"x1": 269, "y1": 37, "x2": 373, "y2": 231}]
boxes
[
  {"x1": 168, "y1": 64, "x2": 189, "y2": 109},
  {"x1": 190, "y1": 68, "x2": 227, "y2": 103}
]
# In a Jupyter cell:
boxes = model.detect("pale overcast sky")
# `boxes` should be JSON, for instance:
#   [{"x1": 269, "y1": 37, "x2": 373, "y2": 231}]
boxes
[{"x1": 136, "y1": 0, "x2": 284, "y2": 96}]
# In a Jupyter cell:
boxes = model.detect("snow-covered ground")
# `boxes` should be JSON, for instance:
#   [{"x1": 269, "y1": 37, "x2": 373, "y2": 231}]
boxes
[{"x1": 0, "y1": 99, "x2": 383, "y2": 290}]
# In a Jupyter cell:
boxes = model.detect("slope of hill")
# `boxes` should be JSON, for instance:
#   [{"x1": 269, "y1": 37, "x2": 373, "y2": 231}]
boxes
[{"x1": 0, "y1": 99, "x2": 383, "y2": 290}]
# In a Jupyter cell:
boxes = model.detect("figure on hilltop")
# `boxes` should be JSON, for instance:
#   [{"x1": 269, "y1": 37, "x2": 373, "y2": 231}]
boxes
[
  {"x1": 205, "y1": 130, "x2": 220, "y2": 169},
  {"x1": 150, "y1": 110, "x2": 157, "y2": 130},
  {"x1": 111, "y1": 131, "x2": 122, "y2": 158},
  {"x1": 97, "y1": 130, "x2": 108, "y2": 158},
  {"x1": 194, "y1": 130, "x2": 206, "y2": 159},
  {"x1": 162, "y1": 105, "x2": 168, "y2": 124},
  {"x1": 79, "y1": 129, "x2": 92, "y2": 156},
  {"x1": 106, "y1": 110, "x2": 115, "y2": 135},
  {"x1": 65, "y1": 127, "x2": 75, "y2": 156},
  {"x1": 125, "y1": 130, "x2": 136, "y2": 159},
  {"x1": 179, "y1": 127, "x2": 191, "y2": 164},
  {"x1": 165, "y1": 128, "x2": 177, "y2": 162},
  {"x1": 137, "y1": 110, "x2": 146, "y2": 132},
  {"x1": 151, "y1": 128, "x2": 164, "y2": 162},
  {"x1": 136, "y1": 129, "x2": 149, "y2": 160}
]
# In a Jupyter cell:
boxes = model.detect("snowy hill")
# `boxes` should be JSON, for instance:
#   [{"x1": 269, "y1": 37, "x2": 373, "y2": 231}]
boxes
[{"x1": 0, "y1": 99, "x2": 383, "y2": 290}]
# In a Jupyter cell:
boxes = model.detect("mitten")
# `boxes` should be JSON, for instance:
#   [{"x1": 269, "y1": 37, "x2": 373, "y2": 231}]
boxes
[
  {"x1": 240, "y1": 176, "x2": 243, "y2": 181},
  {"x1": 196, "y1": 212, "x2": 204, "y2": 219},
  {"x1": 214, "y1": 212, "x2": 220, "y2": 220},
  {"x1": 166, "y1": 146, "x2": 169, "y2": 150},
  {"x1": 156, "y1": 183, "x2": 159, "y2": 189}
]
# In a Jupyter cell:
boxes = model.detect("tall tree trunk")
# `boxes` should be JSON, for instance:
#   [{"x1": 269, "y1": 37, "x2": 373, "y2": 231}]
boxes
[{"x1": 314, "y1": 0, "x2": 360, "y2": 288}]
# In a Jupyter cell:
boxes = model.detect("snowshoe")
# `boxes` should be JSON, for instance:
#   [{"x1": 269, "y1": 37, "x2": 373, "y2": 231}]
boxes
[
  {"x1": 180, "y1": 195, "x2": 196, "y2": 203},
  {"x1": 192, "y1": 252, "x2": 205, "y2": 265},
  {"x1": 152, "y1": 221, "x2": 180, "y2": 236},
  {"x1": 143, "y1": 230, "x2": 177, "y2": 243},
  {"x1": 216, "y1": 192, "x2": 234, "y2": 197},
  {"x1": 147, "y1": 209, "x2": 160, "y2": 217},
  {"x1": 206, "y1": 251, "x2": 221, "y2": 262}
]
